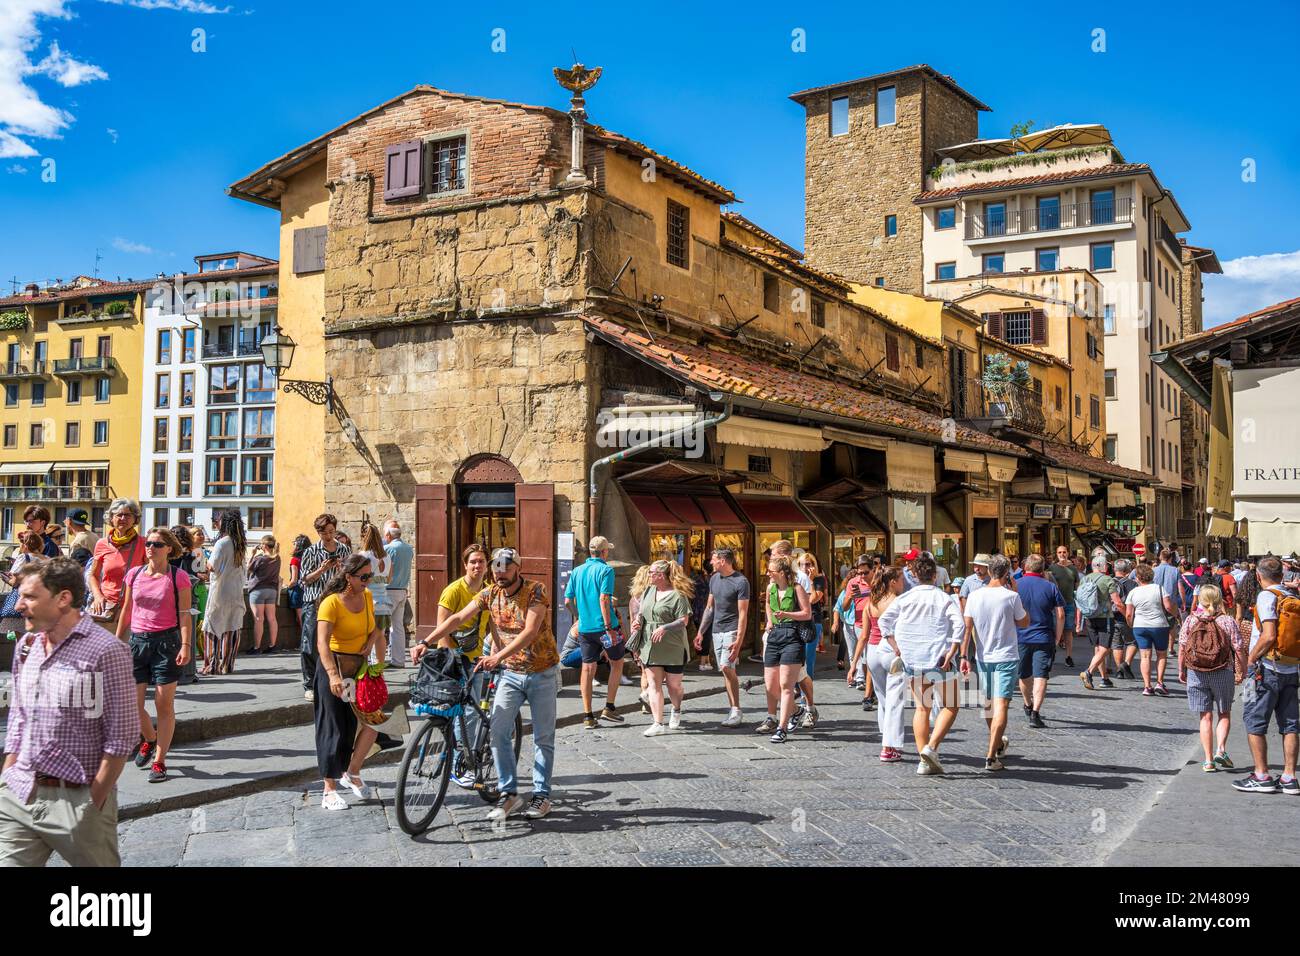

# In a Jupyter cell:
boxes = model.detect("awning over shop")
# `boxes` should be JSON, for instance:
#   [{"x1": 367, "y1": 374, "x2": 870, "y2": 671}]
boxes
[
  {"x1": 1236, "y1": 500, "x2": 1300, "y2": 556},
  {"x1": 1106, "y1": 483, "x2": 1133, "y2": 508},
  {"x1": 1207, "y1": 515, "x2": 1237, "y2": 539},
  {"x1": 1066, "y1": 472, "x2": 1095, "y2": 496},
  {"x1": 1139, "y1": 486, "x2": 1156, "y2": 505},
  {"x1": 986, "y1": 454, "x2": 1019, "y2": 482},
  {"x1": 821, "y1": 427, "x2": 889, "y2": 451},
  {"x1": 695, "y1": 495, "x2": 745, "y2": 527},
  {"x1": 0, "y1": 462, "x2": 53, "y2": 476},
  {"x1": 732, "y1": 496, "x2": 813, "y2": 527},
  {"x1": 800, "y1": 476, "x2": 884, "y2": 504},
  {"x1": 1045, "y1": 468, "x2": 1068, "y2": 491},
  {"x1": 617, "y1": 459, "x2": 749, "y2": 488},
  {"x1": 804, "y1": 503, "x2": 871, "y2": 534},
  {"x1": 885, "y1": 441, "x2": 936, "y2": 495},
  {"x1": 943, "y1": 449, "x2": 986, "y2": 473},
  {"x1": 624, "y1": 490, "x2": 745, "y2": 528},
  {"x1": 627, "y1": 493, "x2": 683, "y2": 526},
  {"x1": 50, "y1": 460, "x2": 110, "y2": 471},
  {"x1": 716, "y1": 416, "x2": 828, "y2": 453},
  {"x1": 659, "y1": 495, "x2": 706, "y2": 524}
]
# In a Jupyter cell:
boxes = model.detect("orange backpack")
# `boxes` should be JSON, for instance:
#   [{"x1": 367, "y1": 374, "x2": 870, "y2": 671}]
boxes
[{"x1": 1254, "y1": 586, "x2": 1300, "y2": 665}]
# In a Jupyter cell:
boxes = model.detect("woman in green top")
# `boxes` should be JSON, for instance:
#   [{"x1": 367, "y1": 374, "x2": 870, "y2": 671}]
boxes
[
  {"x1": 758, "y1": 556, "x2": 812, "y2": 744},
  {"x1": 630, "y1": 560, "x2": 694, "y2": 737}
]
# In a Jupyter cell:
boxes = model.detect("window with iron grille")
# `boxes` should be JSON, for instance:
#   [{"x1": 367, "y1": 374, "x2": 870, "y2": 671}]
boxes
[
  {"x1": 748, "y1": 455, "x2": 772, "y2": 474},
  {"x1": 1003, "y1": 310, "x2": 1032, "y2": 345},
  {"x1": 811, "y1": 300, "x2": 825, "y2": 328},
  {"x1": 429, "y1": 135, "x2": 467, "y2": 194},
  {"x1": 666, "y1": 199, "x2": 689, "y2": 269}
]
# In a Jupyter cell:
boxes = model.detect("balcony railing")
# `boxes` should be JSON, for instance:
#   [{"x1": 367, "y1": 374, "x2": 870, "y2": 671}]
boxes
[
  {"x1": 965, "y1": 197, "x2": 1134, "y2": 241},
  {"x1": 0, "y1": 360, "x2": 48, "y2": 380},
  {"x1": 0, "y1": 486, "x2": 112, "y2": 502},
  {"x1": 202, "y1": 339, "x2": 265, "y2": 361},
  {"x1": 52, "y1": 356, "x2": 118, "y2": 377},
  {"x1": 1158, "y1": 218, "x2": 1182, "y2": 263},
  {"x1": 953, "y1": 379, "x2": 1046, "y2": 435}
]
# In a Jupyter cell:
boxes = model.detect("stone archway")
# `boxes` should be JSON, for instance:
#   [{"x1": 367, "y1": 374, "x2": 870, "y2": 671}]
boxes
[{"x1": 454, "y1": 453, "x2": 523, "y2": 485}]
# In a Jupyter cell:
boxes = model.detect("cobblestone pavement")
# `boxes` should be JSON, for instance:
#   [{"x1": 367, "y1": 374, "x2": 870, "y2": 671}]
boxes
[{"x1": 117, "y1": 661, "x2": 1207, "y2": 866}]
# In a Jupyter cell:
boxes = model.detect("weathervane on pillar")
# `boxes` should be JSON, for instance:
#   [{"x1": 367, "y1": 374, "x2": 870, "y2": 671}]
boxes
[{"x1": 554, "y1": 60, "x2": 602, "y2": 185}]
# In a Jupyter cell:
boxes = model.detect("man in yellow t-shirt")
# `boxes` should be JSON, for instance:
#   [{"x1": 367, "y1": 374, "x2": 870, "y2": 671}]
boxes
[{"x1": 434, "y1": 544, "x2": 490, "y2": 788}]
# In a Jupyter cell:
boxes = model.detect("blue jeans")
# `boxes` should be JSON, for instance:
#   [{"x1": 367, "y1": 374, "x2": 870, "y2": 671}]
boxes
[
  {"x1": 803, "y1": 622, "x2": 822, "y2": 678},
  {"x1": 455, "y1": 668, "x2": 487, "y2": 751},
  {"x1": 491, "y1": 665, "x2": 559, "y2": 797}
]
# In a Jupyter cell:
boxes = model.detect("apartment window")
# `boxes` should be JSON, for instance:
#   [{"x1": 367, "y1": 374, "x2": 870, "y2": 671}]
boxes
[
  {"x1": 158, "y1": 329, "x2": 172, "y2": 365},
  {"x1": 153, "y1": 462, "x2": 167, "y2": 497},
  {"x1": 209, "y1": 365, "x2": 240, "y2": 404},
  {"x1": 1104, "y1": 369, "x2": 1117, "y2": 399},
  {"x1": 1161, "y1": 439, "x2": 1167, "y2": 471},
  {"x1": 1086, "y1": 333, "x2": 1097, "y2": 360},
  {"x1": 156, "y1": 373, "x2": 170, "y2": 408},
  {"x1": 884, "y1": 215, "x2": 897, "y2": 237},
  {"x1": 1147, "y1": 436, "x2": 1153, "y2": 468},
  {"x1": 31, "y1": 381, "x2": 44, "y2": 406},
  {"x1": 935, "y1": 262, "x2": 956, "y2": 281},
  {"x1": 1145, "y1": 372, "x2": 1151, "y2": 405},
  {"x1": 1105, "y1": 434, "x2": 1118, "y2": 462},
  {"x1": 875, "y1": 277, "x2": 885, "y2": 287},
  {"x1": 1032, "y1": 378, "x2": 1043, "y2": 402},
  {"x1": 179, "y1": 507, "x2": 195, "y2": 526},
  {"x1": 97, "y1": 336, "x2": 111, "y2": 358},
  {"x1": 763, "y1": 274, "x2": 779, "y2": 313},
  {"x1": 1036, "y1": 195, "x2": 1061, "y2": 231},
  {"x1": 830, "y1": 96, "x2": 849, "y2": 136},
  {"x1": 1003, "y1": 310, "x2": 1032, "y2": 345},
  {"x1": 4, "y1": 384, "x2": 16, "y2": 407},
  {"x1": 1075, "y1": 394, "x2": 1082, "y2": 417},
  {"x1": 747, "y1": 455, "x2": 772, "y2": 474},
  {"x1": 68, "y1": 337, "x2": 83, "y2": 360},
  {"x1": 207, "y1": 410, "x2": 239, "y2": 450},
  {"x1": 182, "y1": 328, "x2": 197, "y2": 363},
  {"x1": 984, "y1": 202, "x2": 1007, "y2": 237},
  {"x1": 248, "y1": 507, "x2": 274, "y2": 531},
  {"x1": 180, "y1": 371, "x2": 195, "y2": 408},
  {"x1": 151, "y1": 417, "x2": 167, "y2": 453},
  {"x1": 936, "y1": 207, "x2": 956, "y2": 230},
  {"x1": 66, "y1": 379, "x2": 81, "y2": 404},
  {"x1": 155, "y1": 508, "x2": 169, "y2": 528},
  {"x1": 177, "y1": 460, "x2": 192, "y2": 497},
  {"x1": 875, "y1": 85, "x2": 896, "y2": 126},
  {"x1": 30, "y1": 423, "x2": 43, "y2": 448},
  {"x1": 666, "y1": 199, "x2": 689, "y2": 269},
  {"x1": 982, "y1": 252, "x2": 1005, "y2": 275},
  {"x1": 429, "y1": 134, "x2": 468, "y2": 195},
  {"x1": 1036, "y1": 247, "x2": 1059, "y2": 272},
  {"x1": 242, "y1": 455, "x2": 273, "y2": 496},
  {"x1": 914, "y1": 343, "x2": 924, "y2": 368},
  {"x1": 243, "y1": 408, "x2": 275, "y2": 449},
  {"x1": 1091, "y1": 188, "x2": 1115, "y2": 225},
  {"x1": 205, "y1": 455, "x2": 236, "y2": 496},
  {"x1": 811, "y1": 299, "x2": 825, "y2": 328},
  {"x1": 4, "y1": 424, "x2": 16, "y2": 447},
  {"x1": 244, "y1": 364, "x2": 275, "y2": 404},
  {"x1": 1053, "y1": 386, "x2": 1061, "y2": 410},
  {"x1": 1090, "y1": 396, "x2": 1101, "y2": 428},
  {"x1": 179, "y1": 416, "x2": 193, "y2": 453},
  {"x1": 95, "y1": 377, "x2": 109, "y2": 402},
  {"x1": 1103, "y1": 305, "x2": 1116, "y2": 335},
  {"x1": 885, "y1": 333, "x2": 900, "y2": 372},
  {"x1": 1091, "y1": 241, "x2": 1115, "y2": 272},
  {"x1": 93, "y1": 421, "x2": 108, "y2": 445}
]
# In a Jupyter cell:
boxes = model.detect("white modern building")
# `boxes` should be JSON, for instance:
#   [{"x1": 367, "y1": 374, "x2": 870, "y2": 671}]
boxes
[
  {"x1": 138, "y1": 251, "x2": 278, "y2": 541},
  {"x1": 916, "y1": 129, "x2": 1190, "y2": 546}
]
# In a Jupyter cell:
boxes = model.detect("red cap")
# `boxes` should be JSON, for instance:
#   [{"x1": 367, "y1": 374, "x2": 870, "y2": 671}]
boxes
[{"x1": 902, "y1": 548, "x2": 921, "y2": 561}]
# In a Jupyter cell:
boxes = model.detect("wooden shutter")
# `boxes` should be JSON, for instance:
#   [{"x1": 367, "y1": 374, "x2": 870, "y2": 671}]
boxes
[
  {"x1": 1030, "y1": 309, "x2": 1047, "y2": 345},
  {"x1": 383, "y1": 139, "x2": 423, "y2": 201},
  {"x1": 984, "y1": 311, "x2": 1003, "y2": 340},
  {"x1": 885, "y1": 333, "x2": 900, "y2": 372},
  {"x1": 292, "y1": 225, "x2": 327, "y2": 275},
  {"x1": 415, "y1": 483, "x2": 451, "y2": 643},
  {"x1": 515, "y1": 483, "x2": 555, "y2": 628}
]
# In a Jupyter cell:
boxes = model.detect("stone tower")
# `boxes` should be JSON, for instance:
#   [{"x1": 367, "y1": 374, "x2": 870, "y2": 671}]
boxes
[{"x1": 791, "y1": 65, "x2": 988, "y2": 294}]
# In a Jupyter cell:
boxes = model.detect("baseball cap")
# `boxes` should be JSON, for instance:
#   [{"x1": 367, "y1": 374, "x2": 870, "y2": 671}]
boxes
[
  {"x1": 1198, "y1": 558, "x2": 1209, "y2": 565},
  {"x1": 490, "y1": 548, "x2": 520, "y2": 571},
  {"x1": 1217, "y1": 559, "x2": 1232, "y2": 569},
  {"x1": 952, "y1": 576, "x2": 966, "y2": 589},
  {"x1": 902, "y1": 548, "x2": 920, "y2": 561},
  {"x1": 67, "y1": 508, "x2": 90, "y2": 526},
  {"x1": 972, "y1": 553, "x2": 992, "y2": 567},
  {"x1": 854, "y1": 554, "x2": 871, "y2": 568},
  {"x1": 588, "y1": 535, "x2": 614, "y2": 554}
]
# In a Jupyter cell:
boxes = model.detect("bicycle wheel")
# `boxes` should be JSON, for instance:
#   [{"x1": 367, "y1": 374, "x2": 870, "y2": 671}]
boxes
[
  {"x1": 395, "y1": 717, "x2": 452, "y2": 836},
  {"x1": 477, "y1": 712, "x2": 524, "y2": 804}
]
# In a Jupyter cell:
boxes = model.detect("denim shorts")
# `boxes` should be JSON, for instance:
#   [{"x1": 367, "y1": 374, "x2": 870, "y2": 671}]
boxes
[
  {"x1": 978, "y1": 660, "x2": 1018, "y2": 699},
  {"x1": 1017, "y1": 643, "x2": 1055, "y2": 680},
  {"x1": 1063, "y1": 604, "x2": 1077, "y2": 632},
  {"x1": 1132, "y1": 627, "x2": 1169, "y2": 652},
  {"x1": 711, "y1": 630, "x2": 738, "y2": 669},
  {"x1": 130, "y1": 629, "x2": 183, "y2": 686},
  {"x1": 1243, "y1": 665, "x2": 1300, "y2": 736}
]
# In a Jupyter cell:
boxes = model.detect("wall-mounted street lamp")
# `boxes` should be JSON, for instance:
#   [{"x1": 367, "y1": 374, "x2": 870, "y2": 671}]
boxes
[{"x1": 260, "y1": 324, "x2": 334, "y2": 412}]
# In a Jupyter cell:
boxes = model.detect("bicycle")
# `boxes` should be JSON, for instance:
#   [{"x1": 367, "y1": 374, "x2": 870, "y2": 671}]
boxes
[{"x1": 395, "y1": 661, "x2": 523, "y2": 836}]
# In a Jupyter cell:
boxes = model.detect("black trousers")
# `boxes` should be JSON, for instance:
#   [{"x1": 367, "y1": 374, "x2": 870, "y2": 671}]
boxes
[{"x1": 301, "y1": 600, "x2": 319, "y2": 690}]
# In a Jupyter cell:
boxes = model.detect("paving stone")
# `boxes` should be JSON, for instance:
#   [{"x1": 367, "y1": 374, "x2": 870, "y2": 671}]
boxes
[{"x1": 635, "y1": 849, "x2": 725, "y2": 866}]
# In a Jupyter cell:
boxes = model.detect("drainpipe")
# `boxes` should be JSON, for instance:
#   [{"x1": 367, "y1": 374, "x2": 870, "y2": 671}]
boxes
[{"x1": 587, "y1": 400, "x2": 733, "y2": 542}]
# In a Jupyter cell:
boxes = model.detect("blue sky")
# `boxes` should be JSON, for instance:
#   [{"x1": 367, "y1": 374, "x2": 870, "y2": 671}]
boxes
[{"x1": 3, "y1": 0, "x2": 1298, "y2": 324}]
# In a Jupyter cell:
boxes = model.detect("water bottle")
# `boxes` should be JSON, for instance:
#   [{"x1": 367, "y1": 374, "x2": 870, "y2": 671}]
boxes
[{"x1": 4, "y1": 631, "x2": 15, "y2": 643}]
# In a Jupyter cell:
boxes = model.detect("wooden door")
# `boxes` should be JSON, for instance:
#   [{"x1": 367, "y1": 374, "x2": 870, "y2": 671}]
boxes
[
  {"x1": 415, "y1": 483, "x2": 451, "y2": 643},
  {"x1": 514, "y1": 482, "x2": 554, "y2": 596}
]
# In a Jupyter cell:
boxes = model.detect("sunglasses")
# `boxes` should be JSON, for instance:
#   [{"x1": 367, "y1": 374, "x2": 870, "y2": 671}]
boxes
[
  {"x1": 353, "y1": 572, "x2": 373, "y2": 581},
  {"x1": 144, "y1": 541, "x2": 170, "y2": 550}
]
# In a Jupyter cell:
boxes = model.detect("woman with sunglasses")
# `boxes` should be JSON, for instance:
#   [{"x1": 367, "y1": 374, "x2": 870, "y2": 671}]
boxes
[
  {"x1": 314, "y1": 553, "x2": 390, "y2": 810},
  {"x1": 115, "y1": 527, "x2": 193, "y2": 783}
]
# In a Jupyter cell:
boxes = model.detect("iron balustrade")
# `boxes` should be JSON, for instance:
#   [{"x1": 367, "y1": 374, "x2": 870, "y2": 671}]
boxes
[{"x1": 965, "y1": 197, "x2": 1133, "y2": 240}]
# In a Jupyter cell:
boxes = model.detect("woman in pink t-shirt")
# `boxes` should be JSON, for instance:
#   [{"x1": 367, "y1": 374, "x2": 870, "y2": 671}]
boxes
[{"x1": 115, "y1": 527, "x2": 193, "y2": 784}]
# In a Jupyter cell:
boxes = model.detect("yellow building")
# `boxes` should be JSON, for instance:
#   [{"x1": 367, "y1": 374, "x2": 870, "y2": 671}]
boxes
[{"x1": 0, "y1": 278, "x2": 149, "y2": 544}]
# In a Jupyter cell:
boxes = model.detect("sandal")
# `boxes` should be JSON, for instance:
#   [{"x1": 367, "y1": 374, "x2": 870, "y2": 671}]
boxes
[{"x1": 321, "y1": 791, "x2": 348, "y2": 811}]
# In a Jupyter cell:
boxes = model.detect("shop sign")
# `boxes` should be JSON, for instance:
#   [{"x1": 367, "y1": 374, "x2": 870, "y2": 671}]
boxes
[
  {"x1": 971, "y1": 497, "x2": 1000, "y2": 519},
  {"x1": 1005, "y1": 502, "x2": 1030, "y2": 519},
  {"x1": 1032, "y1": 504, "x2": 1055, "y2": 520},
  {"x1": 1055, "y1": 503, "x2": 1073, "y2": 520}
]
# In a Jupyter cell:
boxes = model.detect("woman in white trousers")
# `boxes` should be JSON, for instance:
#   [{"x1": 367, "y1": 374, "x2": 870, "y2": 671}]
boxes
[{"x1": 852, "y1": 566, "x2": 907, "y2": 762}]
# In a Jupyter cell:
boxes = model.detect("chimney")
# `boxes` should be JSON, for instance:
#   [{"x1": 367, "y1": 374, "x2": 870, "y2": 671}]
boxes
[{"x1": 24, "y1": 283, "x2": 39, "y2": 296}]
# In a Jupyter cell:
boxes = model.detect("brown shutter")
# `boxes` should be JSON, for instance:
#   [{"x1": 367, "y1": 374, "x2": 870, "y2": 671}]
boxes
[
  {"x1": 384, "y1": 139, "x2": 423, "y2": 201},
  {"x1": 984, "y1": 312, "x2": 1003, "y2": 340},
  {"x1": 1030, "y1": 309, "x2": 1047, "y2": 345},
  {"x1": 515, "y1": 483, "x2": 555, "y2": 631},
  {"x1": 415, "y1": 483, "x2": 451, "y2": 643},
  {"x1": 885, "y1": 333, "x2": 900, "y2": 372}
]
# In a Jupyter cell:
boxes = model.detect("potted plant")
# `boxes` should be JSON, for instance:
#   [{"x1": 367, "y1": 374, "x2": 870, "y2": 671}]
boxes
[
  {"x1": 982, "y1": 352, "x2": 1030, "y2": 416},
  {"x1": 0, "y1": 310, "x2": 26, "y2": 331},
  {"x1": 104, "y1": 300, "x2": 129, "y2": 317}
]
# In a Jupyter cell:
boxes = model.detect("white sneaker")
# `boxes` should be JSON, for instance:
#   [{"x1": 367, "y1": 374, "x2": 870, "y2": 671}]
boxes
[
  {"x1": 643, "y1": 723, "x2": 668, "y2": 737},
  {"x1": 486, "y1": 793, "x2": 524, "y2": 821},
  {"x1": 338, "y1": 771, "x2": 371, "y2": 800},
  {"x1": 304, "y1": 689, "x2": 315, "y2": 701},
  {"x1": 698, "y1": 662, "x2": 714, "y2": 672},
  {"x1": 619, "y1": 674, "x2": 634, "y2": 686},
  {"x1": 321, "y1": 790, "x2": 348, "y2": 811},
  {"x1": 919, "y1": 746, "x2": 944, "y2": 775},
  {"x1": 668, "y1": 709, "x2": 682, "y2": 730},
  {"x1": 592, "y1": 678, "x2": 603, "y2": 688},
  {"x1": 720, "y1": 708, "x2": 743, "y2": 728}
]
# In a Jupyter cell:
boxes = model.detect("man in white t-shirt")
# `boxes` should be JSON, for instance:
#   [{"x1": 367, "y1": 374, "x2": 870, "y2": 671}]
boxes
[{"x1": 961, "y1": 555, "x2": 1029, "y2": 772}]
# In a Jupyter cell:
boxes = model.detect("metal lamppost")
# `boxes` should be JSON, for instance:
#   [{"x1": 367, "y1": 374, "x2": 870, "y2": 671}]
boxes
[{"x1": 260, "y1": 324, "x2": 334, "y2": 412}]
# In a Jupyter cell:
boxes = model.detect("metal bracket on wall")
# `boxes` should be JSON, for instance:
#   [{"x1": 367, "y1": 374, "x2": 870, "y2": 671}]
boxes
[{"x1": 281, "y1": 375, "x2": 334, "y2": 414}]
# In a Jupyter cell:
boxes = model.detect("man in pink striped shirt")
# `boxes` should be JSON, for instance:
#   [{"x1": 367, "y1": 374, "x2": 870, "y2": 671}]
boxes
[{"x1": 1, "y1": 558, "x2": 136, "y2": 867}]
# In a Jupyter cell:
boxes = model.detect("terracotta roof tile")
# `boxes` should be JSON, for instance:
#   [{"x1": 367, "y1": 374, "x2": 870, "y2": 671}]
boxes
[
  {"x1": 1031, "y1": 437, "x2": 1154, "y2": 484},
  {"x1": 584, "y1": 314, "x2": 1024, "y2": 457},
  {"x1": 0, "y1": 279, "x2": 155, "y2": 309},
  {"x1": 914, "y1": 163, "x2": 1151, "y2": 202}
]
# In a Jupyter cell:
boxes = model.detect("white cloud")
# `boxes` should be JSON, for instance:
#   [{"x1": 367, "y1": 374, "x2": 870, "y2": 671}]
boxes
[
  {"x1": 7, "y1": 163, "x2": 28, "y2": 173},
  {"x1": 30, "y1": 39, "x2": 107, "y2": 86},
  {"x1": 0, "y1": 2, "x2": 81, "y2": 154},
  {"x1": 105, "y1": 126, "x2": 116, "y2": 141},
  {"x1": 98, "y1": 0, "x2": 232, "y2": 12},
  {"x1": 112, "y1": 236, "x2": 156, "y2": 254},
  {"x1": 1204, "y1": 250, "x2": 1300, "y2": 327}
]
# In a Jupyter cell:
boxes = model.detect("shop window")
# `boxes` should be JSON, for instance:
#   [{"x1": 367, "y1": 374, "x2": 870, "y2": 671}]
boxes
[{"x1": 748, "y1": 455, "x2": 772, "y2": 474}]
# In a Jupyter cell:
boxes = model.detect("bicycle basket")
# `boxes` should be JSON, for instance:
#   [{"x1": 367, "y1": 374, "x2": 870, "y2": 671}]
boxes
[{"x1": 409, "y1": 647, "x2": 467, "y2": 709}]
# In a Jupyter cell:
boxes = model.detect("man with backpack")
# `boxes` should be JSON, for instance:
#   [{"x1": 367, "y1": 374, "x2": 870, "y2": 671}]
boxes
[
  {"x1": 1233, "y1": 556, "x2": 1300, "y2": 795},
  {"x1": 1078, "y1": 554, "x2": 1121, "y2": 690}
]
